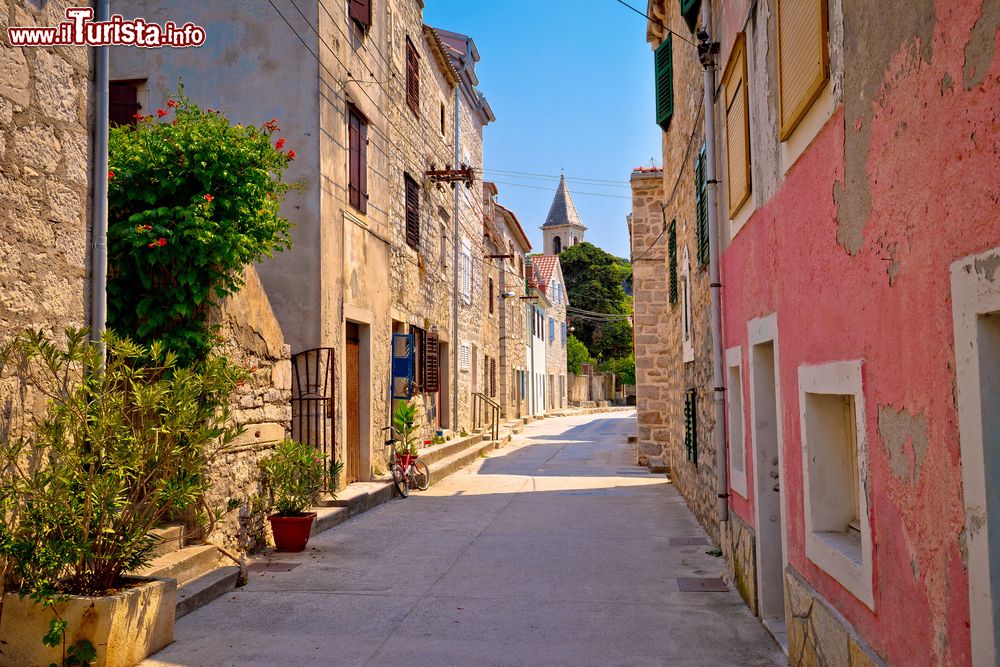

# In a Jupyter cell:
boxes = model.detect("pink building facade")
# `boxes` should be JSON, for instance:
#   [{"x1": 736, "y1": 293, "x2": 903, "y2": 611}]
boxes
[{"x1": 641, "y1": 0, "x2": 1000, "y2": 664}]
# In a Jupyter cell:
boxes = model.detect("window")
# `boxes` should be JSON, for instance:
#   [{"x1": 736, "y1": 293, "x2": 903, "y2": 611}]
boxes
[
  {"x1": 799, "y1": 360, "x2": 873, "y2": 609},
  {"x1": 680, "y1": 0, "x2": 701, "y2": 32},
  {"x1": 349, "y1": 0, "x2": 371, "y2": 31},
  {"x1": 110, "y1": 80, "x2": 142, "y2": 126},
  {"x1": 777, "y1": 0, "x2": 829, "y2": 140},
  {"x1": 684, "y1": 388, "x2": 698, "y2": 464},
  {"x1": 409, "y1": 325, "x2": 426, "y2": 391},
  {"x1": 439, "y1": 218, "x2": 448, "y2": 268},
  {"x1": 553, "y1": 236, "x2": 562, "y2": 254},
  {"x1": 404, "y1": 173, "x2": 419, "y2": 250},
  {"x1": 406, "y1": 36, "x2": 419, "y2": 116},
  {"x1": 461, "y1": 241, "x2": 472, "y2": 304},
  {"x1": 726, "y1": 347, "x2": 747, "y2": 497},
  {"x1": 668, "y1": 220, "x2": 678, "y2": 304},
  {"x1": 722, "y1": 33, "x2": 751, "y2": 218},
  {"x1": 695, "y1": 147, "x2": 709, "y2": 266},
  {"x1": 425, "y1": 330, "x2": 440, "y2": 392},
  {"x1": 561, "y1": 322, "x2": 567, "y2": 346},
  {"x1": 348, "y1": 104, "x2": 369, "y2": 214},
  {"x1": 654, "y1": 34, "x2": 673, "y2": 132},
  {"x1": 391, "y1": 333, "x2": 413, "y2": 399},
  {"x1": 440, "y1": 102, "x2": 446, "y2": 135},
  {"x1": 488, "y1": 277, "x2": 494, "y2": 315},
  {"x1": 549, "y1": 318, "x2": 555, "y2": 342},
  {"x1": 460, "y1": 342, "x2": 470, "y2": 371},
  {"x1": 489, "y1": 357, "x2": 497, "y2": 397}
]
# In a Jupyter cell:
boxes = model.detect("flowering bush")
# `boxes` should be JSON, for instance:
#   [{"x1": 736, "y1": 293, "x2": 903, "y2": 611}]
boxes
[{"x1": 108, "y1": 94, "x2": 294, "y2": 365}]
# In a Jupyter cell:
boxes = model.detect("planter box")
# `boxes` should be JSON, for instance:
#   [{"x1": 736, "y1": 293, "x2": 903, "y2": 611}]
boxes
[{"x1": 0, "y1": 577, "x2": 175, "y2": 667}]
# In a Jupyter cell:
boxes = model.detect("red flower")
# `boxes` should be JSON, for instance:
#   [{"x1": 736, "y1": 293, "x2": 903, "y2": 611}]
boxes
[
  {"x1": 142, "y1": 224, "x2": 152, "y2": 231},
  {"x1": 156, "y1": 108, "x2": 168, "y2": 118},
  {"x1": 107, "y1": 170, "x2": 115, "y2": 180},
  {"x1": 167, "y1": 99, "x2": 177, "y2": 108},
  {"x1": 157, "y1": 238, "x2": 167, "y2": 247},
  {"x1": 204, "y1": 194, "x2": 214, "y2": 202},
  {"x1": 275, "y1": 137, "x2": 286, "y2": 150},
  {"x1": 263, "y1": 117, "x2": 279, "y2": 132},
  {"x1": 148, "y1": 242, "x2": 157, "y2": 248},
  {"x1": 132, "y1": 113, "x2": 143, "y2": 120},
  {"x1": 287, "y1": 149, "x2": 296, "y2": 160}
]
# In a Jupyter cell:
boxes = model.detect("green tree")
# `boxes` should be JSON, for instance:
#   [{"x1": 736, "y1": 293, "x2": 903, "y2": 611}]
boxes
[
  {"x1": 600, "y1": 354, "x2": 636, "y2": 386},
  {"x1": 558, "y1": 243, "x2": 634, "y2": 352},
  {"x1": 567, "y1": 335, "x2": 595, "y2": 374},
  {"x1": 108, "y1": 94, "x2": 294, "y2": 365},
  {"x1": 591, "y1": 318, "x2": 634, "y2": 360}
]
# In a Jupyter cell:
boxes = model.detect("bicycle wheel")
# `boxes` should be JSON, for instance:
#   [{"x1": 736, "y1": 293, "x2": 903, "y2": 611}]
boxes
[
  {"x1": 391, "y1": 463, "x2": 409, "y2": 498},
  {"x1": 411, "y1": 460, "x2": 430, "y2": 491}
]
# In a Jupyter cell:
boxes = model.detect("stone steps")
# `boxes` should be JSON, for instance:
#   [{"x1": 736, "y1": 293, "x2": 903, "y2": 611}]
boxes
[
  {"x1": 315, "y1": 481, "x2": 395, "y2": 533},
  {"x1": 149, "y1": 523, "x2": 186, "y2": 557},
  {"x1": 417, "y1": 431, "x2": 484, "y2": 467},
  {"x1": 137, "y1": 544, "x2": 221, "y2": 587},
  {"x1": 175, "y1": 565, "x2": 241, "y2": 619},
  {"x1": 427, "y1": 438, "x2": 499, "y2": 485}
]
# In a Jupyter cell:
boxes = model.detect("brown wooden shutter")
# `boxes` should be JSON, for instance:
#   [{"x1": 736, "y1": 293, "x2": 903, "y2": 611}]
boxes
[
  {"x1": 110, "y1": 81, "x2": 140, "y2": 126},
  {"x1": 348, "y1": 107, "x2": 368, "y2": 214},
  {"x1": 405, "y1": 174, "x2": 420, "y2": 249},
  {"x1": 488, "y1": 278, "x2": 494, "y2": 314},
  {"x1": 349, "y1": 0, "x2": 371, "y2": 30},
  {"x1": 777, "y1": 0, "x2": 829, "y2": 140},
  {"x1": 425, "y1": 331, "x2": 440, "y2": 392},
  {"x1": 406, "y1": 37, "x2": 420, "y2": 116},
  {"x1": 490, "y1": 358, "x2": 496, "y2": 397},
  {"x1": 722, "y1": 33, "x2": 751, "y2": 217}
]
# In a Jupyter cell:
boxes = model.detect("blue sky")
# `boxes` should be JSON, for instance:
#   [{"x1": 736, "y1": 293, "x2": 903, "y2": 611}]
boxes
[{"x1": 422, "y1": 0, "x2": 662, "y2": 259}]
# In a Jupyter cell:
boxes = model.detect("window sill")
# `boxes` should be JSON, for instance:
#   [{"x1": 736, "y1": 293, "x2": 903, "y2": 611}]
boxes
[{"x1": 806, "y1": 529, "x2": 873, "y2": 609}]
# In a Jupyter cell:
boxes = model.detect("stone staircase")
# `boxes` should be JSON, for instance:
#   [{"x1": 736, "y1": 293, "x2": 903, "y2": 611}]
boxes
[
  {"x1": 420, "y1": 429, "x2": 503, "y2": 484},
  {"x1": 136, "y1": 525, "x2": 241, "y2": 619}
]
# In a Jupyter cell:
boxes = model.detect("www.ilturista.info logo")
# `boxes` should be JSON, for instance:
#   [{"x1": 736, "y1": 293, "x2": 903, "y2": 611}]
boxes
[{"x1": 7, "y1": 7, "x2": 206, "y2": 47}]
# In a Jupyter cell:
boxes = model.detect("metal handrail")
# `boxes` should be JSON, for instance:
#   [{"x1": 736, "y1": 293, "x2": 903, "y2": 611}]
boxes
[{"x1": 472, "y1": 392, "x2": 500, "y2": 442}]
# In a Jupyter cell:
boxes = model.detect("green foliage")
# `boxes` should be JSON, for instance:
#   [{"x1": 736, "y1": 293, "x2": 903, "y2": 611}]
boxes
[
  {"x1": 557, "y1": 243, "x2": 634, "y2": 356},
  {"x1": 600, "y1": 354, "x2": 636, "y2": 386},
  {"x1": 431, "y1": 435, "x2": 446, "y2": 445},
  {"x1": 0, "y1": 329, "x2": 243, "y2": 598},
  {"x1": 591, "y1": 318, "x2": 635, "y2": 361},
  {"x1": 391, "y1": 401, "x2": 420, "y2": 456},
  {"x1": 108, "y1": 93, "x2": 294, "y2": 365},
  {"x1": 259, "y1": 440, "x2": 325, "y2": 516},
  {"x1": 567, "y1": 335, "x2": 595, "y2": 374}
]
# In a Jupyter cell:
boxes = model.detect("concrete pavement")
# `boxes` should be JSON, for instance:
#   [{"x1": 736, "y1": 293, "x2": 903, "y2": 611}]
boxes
[{"x1": 143, "y1": 411, "x2": 783, "y2": 666}]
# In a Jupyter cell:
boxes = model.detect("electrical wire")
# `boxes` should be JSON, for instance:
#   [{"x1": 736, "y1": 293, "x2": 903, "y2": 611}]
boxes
[
  {"x1": 613, "y1": 0, "x2": 698, "y2": 47},
  {"x1": 489, "y1": 180, "x2": 633, "y2": 200},
  {"x1": 481, "y1": 168, "x2": 630, "y2": 187}
]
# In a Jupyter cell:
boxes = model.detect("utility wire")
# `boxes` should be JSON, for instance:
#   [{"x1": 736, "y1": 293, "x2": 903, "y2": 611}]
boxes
[
  {"x1": 490, "y1": 180, "x2": 633, "y2": 200},
  {"x1": 613, "y1": 0, "x2": 698, "y2": 47},
  {"x1": 482, "y1": 168, "x2": 630, "y2": 187}
]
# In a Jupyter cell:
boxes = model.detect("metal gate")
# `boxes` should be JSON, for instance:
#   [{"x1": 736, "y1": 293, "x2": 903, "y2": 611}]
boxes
[{"x1": 291, "y1": 348, "x2": 337, "y2": 492}]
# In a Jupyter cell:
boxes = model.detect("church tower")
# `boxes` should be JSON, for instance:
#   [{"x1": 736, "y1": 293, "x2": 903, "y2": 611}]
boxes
[{"x1": 542, "y1": 174, "x2": 587, "y2": 254}]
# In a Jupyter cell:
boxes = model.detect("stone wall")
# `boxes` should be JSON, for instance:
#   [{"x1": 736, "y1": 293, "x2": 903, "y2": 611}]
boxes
[
  {"x1": 0, "y1": 0, "x2": 91, "y2": 342},
  {"x1": 204, "y1": 267, "x2": 291, "y2": 554},
  {"x1": 786, "y1": 568, "x2": 886, "y2": 667},
  {"x1": 721, "y1": 512, "x2": 758, "y2": 616},
  {"x1": 544, "y1": 266, "x2": 567, "y2": 410}
]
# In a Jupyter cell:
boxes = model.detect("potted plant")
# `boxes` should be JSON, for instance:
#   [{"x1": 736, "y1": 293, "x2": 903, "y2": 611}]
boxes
[
  {"x1": 260, "y1": 439, "x2": 326, "y2": 552},
  {"x1": 0, "y1": 329, "x2": 243, "y2": 667}
]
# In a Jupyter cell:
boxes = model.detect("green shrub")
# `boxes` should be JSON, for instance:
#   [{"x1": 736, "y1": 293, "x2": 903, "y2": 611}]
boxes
[
  {"x1": 391, "y1": 401, "x2": 419, "y2": 456},
  {"x1": 0, "y1": 329, "x2": 243, "y2": 598},
  {"x1": 107, "y1": 93, "x2": 294, "y2": 365},
  {"x1": 259, "y1": 440, "x2": 325, "y2": 516}
]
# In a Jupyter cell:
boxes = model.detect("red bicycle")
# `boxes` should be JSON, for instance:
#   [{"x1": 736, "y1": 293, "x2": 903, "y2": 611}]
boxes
[{"x1": 382, "y1": 427, "x2": 429, "y2": 497}]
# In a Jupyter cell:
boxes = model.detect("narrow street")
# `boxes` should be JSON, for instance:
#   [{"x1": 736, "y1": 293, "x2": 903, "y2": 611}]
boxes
[{"x1": 143, "y1": 412, "x2": 782, "y2": 667}]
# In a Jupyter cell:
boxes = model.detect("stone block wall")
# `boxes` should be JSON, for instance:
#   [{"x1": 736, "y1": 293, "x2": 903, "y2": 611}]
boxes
[
  {"x1": 721, "y1": 512, "x2": 758, "y2": 616},
  {"x1": 204, "y1": 267, "x2": 292, "y2": 554}
]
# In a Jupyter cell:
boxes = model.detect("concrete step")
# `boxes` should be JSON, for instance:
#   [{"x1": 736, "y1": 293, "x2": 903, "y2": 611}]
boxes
[
  {"x1": 418, "y1": 432, "x2": 484, "y2": 467},
  {"x1": 427, "y1": 439, "x2": 498, "y2": 485},
  {"x1": 175, "y1": 565, "x2": 240, "y2": 619},
  {"x1": 136, "y1": 544, "x2": 221, "y2": 587},
  {"x1": 150, "y1": 524, "x2": 185, "y2": 557},
  {"x1": 325, "y1": 481, "x2": 395, "y2": 518}
]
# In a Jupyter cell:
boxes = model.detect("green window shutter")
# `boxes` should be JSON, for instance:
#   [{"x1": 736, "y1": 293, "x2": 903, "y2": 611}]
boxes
[
  {"x1": 668, "y1": 220, "x2": 678, "y2": 305},
  {"x1": 684, "y1": 388, "x2": 698, "y2": 464},
  {"x1": 680, "y1": 0, "x2": 702, "y2": 33},
  {"x1": 654, "y1": 35, "x2": 674, "y2": 132},
  {"x1": 695, "y1": 145, "x2": 709, "y2": 267}
]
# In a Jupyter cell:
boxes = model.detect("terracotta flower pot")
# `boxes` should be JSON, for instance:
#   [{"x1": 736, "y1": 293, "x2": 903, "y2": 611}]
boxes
[{"x1": 268, "y1": 512, "x2": 317, "y2": 552}]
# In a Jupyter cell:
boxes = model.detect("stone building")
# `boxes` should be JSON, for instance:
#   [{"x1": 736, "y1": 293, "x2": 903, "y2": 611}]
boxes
[
  {"x1": 641, "y1": 0, "x2": 1000, "y2": 665},
  {"x1": 493, "y1": 201, "x2": 532, "y2": 419},
  {"x1": 541, "y1": 174, "x2": 586, "y2": 255},
  {"x1": 529, "y1": 255, "x2": 569, "y2": 410},
  {"x1": 0, "y1": 0, "x2": 92, "y2": 344},
  {"x1": 110, "y1": 1, "x2": 494, "y2": 490}
]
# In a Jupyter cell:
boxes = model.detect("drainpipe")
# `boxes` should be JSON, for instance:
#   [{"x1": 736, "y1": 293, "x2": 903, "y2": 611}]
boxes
[
  {"x1": 451, "y1": 84, "x2": 461, "y2": 431},
  {"x1": 699, "y1": 0, "x2": 729, "y2": 523},
  {"x1": 90, "y1": 0, "x2": 110, "y2": 350}
]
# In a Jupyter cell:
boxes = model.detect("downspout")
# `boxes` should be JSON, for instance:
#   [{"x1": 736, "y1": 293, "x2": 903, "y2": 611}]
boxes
[
  {"x1": 90, "y1": 0, "x2": 110, "y2": 349},
  {"x1": 699, "y1": 0, "x2": 729, "y2": 523},
  {"x1": 451, "y1": 84, "x2": 461, "y2": 431}
]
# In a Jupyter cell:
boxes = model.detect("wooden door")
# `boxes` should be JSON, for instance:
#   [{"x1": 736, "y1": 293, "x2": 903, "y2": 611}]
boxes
[{"x1": 345, "y1": 323, "x2": 361, "y2": 484}]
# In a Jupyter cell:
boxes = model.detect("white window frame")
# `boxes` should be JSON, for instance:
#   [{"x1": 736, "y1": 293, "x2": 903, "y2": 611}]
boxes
[
  {"x1": 461, "y1": 240, "x2": 472, "y2": 304},
  {"x1": 460, "y1": 342, "x2": 470, "y2": 371},
  {"x1": 726, "y1": 346, "x2": 748, "y2": 498},
  {"x1": 798, "y1": 359, "x2": 874, "y2": 610},
  {"x1": 681, "y1": 246, "x2": 694, "y2": 363},
  {"x1": 951, "y1": 246, "x2": 1000, "y2": 667}
]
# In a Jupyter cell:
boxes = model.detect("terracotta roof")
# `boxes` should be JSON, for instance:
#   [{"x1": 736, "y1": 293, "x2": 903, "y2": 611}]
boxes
[
  {"x1": 632, "y1": 166, "x2": 663, "y2": 173},
  {"x1": 542, "y1": 175, "x2": 586, "y2": 230},
  {"x1": 529, "y1": 255, "x2": 560, "y2": 296},
  {"x1": 495, "y1": 203, "x2": 531, "y2": 252}
]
